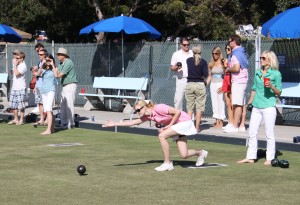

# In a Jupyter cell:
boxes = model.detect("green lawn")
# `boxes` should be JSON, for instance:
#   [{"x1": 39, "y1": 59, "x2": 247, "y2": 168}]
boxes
[{"x1": 0, "y1": 122, "x2": 299, "y2": 205}]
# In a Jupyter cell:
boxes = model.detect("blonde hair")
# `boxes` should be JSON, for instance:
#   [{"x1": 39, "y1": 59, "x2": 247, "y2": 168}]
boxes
[
  {"x1": 208, "y1": 47, "x2": 224, "y2": 69},
  {"x1": 192, "y1": 45, "x2": 202, "y2": 66},
  {"x1": 134, "y1": 100, "x2": 154, "y2": 109},
  {"x1": 261, "y1": 50, "x2": 279, "y2": 70}
]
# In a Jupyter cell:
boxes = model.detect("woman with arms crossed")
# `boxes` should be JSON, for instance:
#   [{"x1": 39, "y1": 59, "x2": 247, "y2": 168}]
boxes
[{"x1": 103, "y1": 100, "x2": 208, "y2": 172}]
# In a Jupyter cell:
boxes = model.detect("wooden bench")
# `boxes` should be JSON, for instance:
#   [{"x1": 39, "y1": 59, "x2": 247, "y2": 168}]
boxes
[
  {"x1": 79, "y1": 76, "x2": 148, "y2": 113},
  {"x1": 0, "y1": 73, "x2": 8, "y2": 102}
]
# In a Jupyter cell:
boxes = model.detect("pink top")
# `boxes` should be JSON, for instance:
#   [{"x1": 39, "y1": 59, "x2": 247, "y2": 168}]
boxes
[
  {"x1": 140, "y1": 104, "x2": 191, "y2": 125},
  {"x1": 230, "y1": 55, "x2": 248, "y2": 84}
]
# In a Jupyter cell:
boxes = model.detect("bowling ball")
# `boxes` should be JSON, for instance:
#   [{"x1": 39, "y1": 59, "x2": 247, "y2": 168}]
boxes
[
  {"x1": 77, "y1": 165, "x2": 86, "y2": 175},
  {"x1": 279, "y1": 160, "x2": 289, "y2": 168},
  {"x1": 247, "y1": 104, "x2": 253, "y2": 112},
  {"x1": 271, "y1": 159, "x2": 279, "y2": 167}
]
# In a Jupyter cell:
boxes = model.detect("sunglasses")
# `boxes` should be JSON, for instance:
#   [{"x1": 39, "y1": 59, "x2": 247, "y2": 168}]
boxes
[
  {"x1": 46, "y1": 59, "x2": 52, "y2": 62},
  {"x1": 16, "y1": 57, "x2": 21, "y2": 59},
  {"x1": 260, "y1": 56, "x2": 266, "y2": 60},
  {"x1": 182, "y1": 44, "x2": 189, "y2": 46},
  {"x1": 134, "y1": 106, "x2": 144, "y2": 114},
  {"x1": 212, "y1": 53, "x2": 220, "y2": 55}
]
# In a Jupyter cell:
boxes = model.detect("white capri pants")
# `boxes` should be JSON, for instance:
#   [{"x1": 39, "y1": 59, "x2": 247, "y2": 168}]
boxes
[
  {"x1": 247, "y1": 107, "x2": 277, "y2": 160},
  {"x1": 42, "y1": 91, "x2": 55, "y2": 112}
]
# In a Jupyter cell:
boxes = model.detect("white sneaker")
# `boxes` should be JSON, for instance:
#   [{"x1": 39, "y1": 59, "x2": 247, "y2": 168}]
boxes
[
  {"x1": 196, "y1": 150, "x2": 208, "y2": 166},
  {"x1": 224, "y1": 127, "x2": 238, "y2": 133},
  {"x1": 222, "y1": 123, "x2": 233, "y2": 130},
  {"x1": 154, "y1": 162, "x2": 174, "y2": 171},
  {"x1": 239, "y1": 127, "x2": 246, "y2": 132}
]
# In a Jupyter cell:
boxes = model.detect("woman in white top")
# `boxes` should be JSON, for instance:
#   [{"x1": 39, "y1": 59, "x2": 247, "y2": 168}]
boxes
[{"x1": 206, "y1": 47, "x2": 226, "y2": 128}]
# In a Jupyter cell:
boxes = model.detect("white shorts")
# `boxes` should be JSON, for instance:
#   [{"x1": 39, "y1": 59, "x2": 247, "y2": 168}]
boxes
[
  {"x1": 42, "y1": 91, "x2": 55, "y2": 112},
  {"x1": 231, "y1": 82, "x2": 247, "y2": 106}
]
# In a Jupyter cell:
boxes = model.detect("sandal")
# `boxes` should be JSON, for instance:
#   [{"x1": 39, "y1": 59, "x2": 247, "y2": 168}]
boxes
[
  {"x1": 8, "y1": 121, "x2": 17, "y2": 125},
  {"x1": 16, "y1": 122, "x2": 24, "y2": 125}
]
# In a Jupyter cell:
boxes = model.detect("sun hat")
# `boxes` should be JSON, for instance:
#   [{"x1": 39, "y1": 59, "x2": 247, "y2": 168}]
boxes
[
  {"x1": 12, "y1": 49, "x2": 21, "y2": 55},
  {"x1": 56, "y1": 47, "x2": 69, "y2": 57}
]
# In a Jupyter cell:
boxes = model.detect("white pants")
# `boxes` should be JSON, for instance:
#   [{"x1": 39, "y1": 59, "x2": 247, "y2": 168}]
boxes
[
  {"x1": 247, "y1": 107, "x2": 277, "y2": 160},
  {"x1": 174, "y1": 77, "x2": 187, "y2": 110},
  {"x1": 210, "y1": 81, "x2": 225, "y2": 120},
  {"x1": 60, "y1": 83, "x2": 77, "y2": 127}
]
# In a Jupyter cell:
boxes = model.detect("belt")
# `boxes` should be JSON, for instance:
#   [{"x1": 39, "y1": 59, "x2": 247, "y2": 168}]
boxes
[
  {"x1": 212, "y1": 74, "x2": 222, "y2": 79},
  {"x1": 63, "y1": 82, "x2": 77, "y2": 87}
]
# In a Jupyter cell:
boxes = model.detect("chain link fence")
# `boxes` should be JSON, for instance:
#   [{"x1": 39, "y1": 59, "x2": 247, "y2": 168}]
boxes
[{"x1": 0, "y1": 39, "x2": 299, "y2": 123}]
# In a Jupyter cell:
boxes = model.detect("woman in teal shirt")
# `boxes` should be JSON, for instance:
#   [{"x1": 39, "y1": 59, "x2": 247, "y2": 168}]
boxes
[{"x1": 238, "y1": 50, "x2": 282, "y2": 166}]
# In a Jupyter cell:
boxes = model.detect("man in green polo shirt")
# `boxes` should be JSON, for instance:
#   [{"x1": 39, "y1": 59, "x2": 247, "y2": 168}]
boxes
[{"x1": 53, "y1": 47, "x2": 78, "y2": 129}]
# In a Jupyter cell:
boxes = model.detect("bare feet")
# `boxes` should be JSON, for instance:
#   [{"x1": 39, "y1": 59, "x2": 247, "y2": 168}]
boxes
[
  {"x1": 264, "y1": 160, "x2": 271, "y2": 166},
  {"x1": 41, "y1": 130, "x2": 52, "y2": 135},
  {"x1": 237, "y1": 159, "x2": 255, "y2": 164}
]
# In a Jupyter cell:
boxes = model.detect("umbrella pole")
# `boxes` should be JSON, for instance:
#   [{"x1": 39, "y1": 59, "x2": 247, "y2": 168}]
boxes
[
  {"x1": 5, "y1": 43, "x2": 8, "y2": 73},
  {"x1": 120, "y1": 14, "x2": 125, "y2": 77}
]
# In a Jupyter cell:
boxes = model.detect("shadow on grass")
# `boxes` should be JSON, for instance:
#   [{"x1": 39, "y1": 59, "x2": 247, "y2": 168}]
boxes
[{"x1": 114, "y1": 160, "x2": 196, "y2": 167}]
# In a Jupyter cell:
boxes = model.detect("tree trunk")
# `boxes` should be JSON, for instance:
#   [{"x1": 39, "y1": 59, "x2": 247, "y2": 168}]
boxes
[{"x1": 92, "y1": 0, "x2": 105, "y2": 43}]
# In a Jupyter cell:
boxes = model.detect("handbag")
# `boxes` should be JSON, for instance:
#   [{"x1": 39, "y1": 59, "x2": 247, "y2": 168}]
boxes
[{"x1": 29, "y1": 77, "x2": 37, "y2": 89}]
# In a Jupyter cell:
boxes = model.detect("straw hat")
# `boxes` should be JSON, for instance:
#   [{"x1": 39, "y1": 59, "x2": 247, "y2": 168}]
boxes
[
  {"x1": 12, "y1": 49, "x2": 21, "y2": 55},
  {"x1": 56, "y1": 47, "x2": 69, "y2": 57}
]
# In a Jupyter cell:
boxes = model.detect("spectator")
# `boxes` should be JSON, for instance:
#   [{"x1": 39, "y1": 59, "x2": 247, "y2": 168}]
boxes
[
  {"x1": 170, "y1": 37, "x2": 193, "y2": 110},
  {"x1": 33, "y1": 48, "x2": 47, "y2": 126},
  {"x1": 224, "y1": 34, "x2": 249, "y2": 133},
  {"x1": 34, "y1": 43, "x2": 44, "y2": 53},
  {"x1": 207, "y1": 47, "x2": 226, "y2": 128},
  {"x1": 221, "y1": 44, "x2": 234, "y2": 130},
  {"x1": 103, "y1": 100, "x2": 208, "y2": 171},
  {"x1": 8, "y1": 52, "x2": 27, "y2": 125},
  {"x1": 38, "y1": 54, "x2": 56, "y2": 135},
  {"x1": 53, "y1": 48, "x2": 78, "y2": 129},
  {"x1": 238, "y1": 50, "x2": 282, "y2": 166},
  {"x1": 185, "y1": 45, "x2": 208, "y2": 132}
]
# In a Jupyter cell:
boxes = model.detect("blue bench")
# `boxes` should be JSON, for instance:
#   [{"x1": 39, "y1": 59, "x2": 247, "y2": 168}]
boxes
[
  {"x1": 0, "y1": 73, "x2": 8, "y2": 102},
  {"x1": 79, "y1": 76, "x2": 148, "y2": 113}
]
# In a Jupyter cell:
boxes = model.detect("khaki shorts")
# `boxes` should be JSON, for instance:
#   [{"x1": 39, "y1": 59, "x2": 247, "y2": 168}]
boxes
[{"x1": 185, "y1": 82, "x2": 206, "y2": 112}]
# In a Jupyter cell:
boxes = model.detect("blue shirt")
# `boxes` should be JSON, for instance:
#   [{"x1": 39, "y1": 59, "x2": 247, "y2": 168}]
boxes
[{"x1": 41, "y1": 70, "x2": 56, "y2": 94}]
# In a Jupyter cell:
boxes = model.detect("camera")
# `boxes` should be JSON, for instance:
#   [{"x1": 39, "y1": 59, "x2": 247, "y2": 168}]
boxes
[{"x1": 176, "y1": 62, "x2": 182, "y2": 67}]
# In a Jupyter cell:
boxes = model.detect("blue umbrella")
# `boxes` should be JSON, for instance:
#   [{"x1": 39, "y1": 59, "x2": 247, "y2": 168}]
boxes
[
  {"x1": 0, "y1": 23, "x2": 22, "y2": 43},
  {"x1": 262, "y1": 6, "x2": 300, "y2": 38},
  {"x1": 80, "y1": 14, "x2": 161, "y2": 77}
]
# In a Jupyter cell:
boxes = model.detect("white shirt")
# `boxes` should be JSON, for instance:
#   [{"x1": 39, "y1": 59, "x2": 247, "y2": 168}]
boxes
[
  {"x1": 170, "y1": 49, "x2": 193, "y2": 78},
  {"x1": 12, "y1": 61, "x2": 27, "y2": 90}
]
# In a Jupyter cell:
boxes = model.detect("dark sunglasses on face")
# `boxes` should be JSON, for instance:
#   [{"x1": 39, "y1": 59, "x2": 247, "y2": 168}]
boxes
[
  {"x1": 134, "y1": 106, "x2": 144, "y2": 114},
  {"x1": 16, "y1": 57, "x2": 21, "y2": 59},
  {"x1": 260, "y1": 56, "x2": 266, "y2": 60},
  {"x1": 212, "y1": 53, "x2": 220, "y2": 55},
  {"x1": 182, "y1": 44, "x2": 189, "y2": 46}
]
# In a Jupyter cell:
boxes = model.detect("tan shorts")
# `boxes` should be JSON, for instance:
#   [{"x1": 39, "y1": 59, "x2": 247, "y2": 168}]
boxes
[{"x1": 185, "y1": 82, "x2": 206, "y2": 112}]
